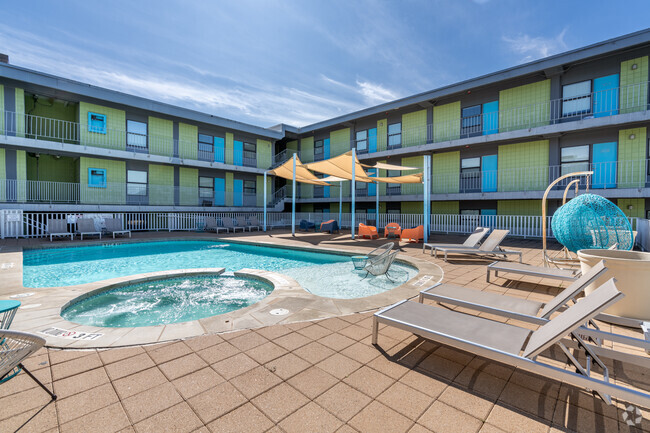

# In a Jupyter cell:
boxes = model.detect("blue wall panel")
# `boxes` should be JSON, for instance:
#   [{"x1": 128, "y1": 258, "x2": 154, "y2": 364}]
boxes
[
  {"x1": 214, "y1": 177, "x2": 225, "y2": 206},
  {"x1": 481, "y1": 155, "x2": 498, "y2": 192},
  {"x1": 368, "y1": 128, "x2": 377, "y2": 153},
  {"x1": 592, "y1": 142, "x2": 617, "y2": 189},
  {"x1": 233, "y1": 140, "x2": 243, "y2": 166},
  {"x1": 482, "y1": 101, "x2": 499, "y2": 135},
  {"x1": 367, "y1": 168, "x2": 377, "y2": 196},
  {"x1": 214, "y1": 137, "x2": 225, "y2": 163},
  {"x1": 233, "y1": 179, "x2": 243, "y2": 206},
  {"x1": 324, "y1": 138, "x2": 330, "y2": 159},
  {"x1": 593, "y1": 74, "x2": 619, "y2": 118}
]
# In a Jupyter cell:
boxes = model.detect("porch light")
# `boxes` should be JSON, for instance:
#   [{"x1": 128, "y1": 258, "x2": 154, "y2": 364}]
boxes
[
  {"x1": 631, "y1": 63, "x2": 638, "y2": 70},
  {"x1": 629, "y1": 134, "x2": 636, "y2": 140}
]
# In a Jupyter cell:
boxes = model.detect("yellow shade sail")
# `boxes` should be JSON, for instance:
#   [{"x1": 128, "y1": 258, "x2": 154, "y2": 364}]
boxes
[
  {"x1": 373, "y1": 173, "x2": 423, "y2": 184},
  {"x1": 364, "y1": 162, "x2": 419, "y2": 171},
  {"x1": 268, "y1": 156, "x2": 330, "y2": 185},
  {"x1": 303, "y1": 151, "x2": 373, "y2": 183}
]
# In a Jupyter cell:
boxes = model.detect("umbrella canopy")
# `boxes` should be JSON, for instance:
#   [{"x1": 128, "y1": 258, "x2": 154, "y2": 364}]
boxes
[{"x1": 269, "y1": 155, "x2": 330, "y2": 185}]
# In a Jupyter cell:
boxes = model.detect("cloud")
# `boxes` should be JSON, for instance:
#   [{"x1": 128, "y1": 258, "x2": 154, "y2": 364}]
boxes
[
  {"x1": 502, "y1": 28, "x2": 568, "y2": 63},
  {"x1": 356, "y1": 80, "x2": 398, "y2": 104}
]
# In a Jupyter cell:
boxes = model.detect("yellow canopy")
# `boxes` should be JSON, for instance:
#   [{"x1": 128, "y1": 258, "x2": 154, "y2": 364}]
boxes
[
  {"x1": 373, "y1": 173, "x2": 423, "y2": 184},
  {"x1": 303, "y1": 151, "x2": 373, "y2": 183},
  {"x1": 269, "y1": 156, "x2": 330, "y2": 185},
  {"x1": 364, "y1": 162, "x2": 419, "y2": 171}
]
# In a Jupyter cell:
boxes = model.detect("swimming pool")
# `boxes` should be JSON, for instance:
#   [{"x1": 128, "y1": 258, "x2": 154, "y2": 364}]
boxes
[{"x1": 23, "y1": 240, "x2": 418, "y2": 299}]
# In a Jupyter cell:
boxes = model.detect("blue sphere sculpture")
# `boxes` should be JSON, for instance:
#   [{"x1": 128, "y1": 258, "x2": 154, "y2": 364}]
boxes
[{"x1": 551, "y1": 194, "x2": 633, "y2": 252}]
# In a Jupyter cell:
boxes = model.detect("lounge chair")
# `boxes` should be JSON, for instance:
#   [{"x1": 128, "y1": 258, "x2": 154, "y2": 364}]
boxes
[
  {"x1": 320, "y1": 220, "x2": 339, "y2": 234},
  {"x1": 46, "y1": 218, "x2": 73, "y2": 241},
  {"x1": 486, "y1": 261, "x2": 579, "y2": 283},
  {"x1": 384, "y1": 223, "x2": 401, "y2": 239},
  {"x1": 204, "y1": 216, "x2": 228, "y2": 234},
  {"x1": 364, "y1": 251, "x2": 399, "y2": 280},
  {"x1": 432, "y1": 229, "x2": 521, "y2": 262},
  {"x1": 76, "y1": 218, "x2": 102, "y2": 240},
  {"x1": 299, "y1": 220, "x2": 316, "y2": 231},
  {"x1": 221, "y1": 217, "x2": 246, "y2": 233},
  {"x1": 104, "y1": 218, "x2": 131, "y2": 239},
  {"x1": 358, "y1": 223, "x2": 378, "y2": 239},
  {"x1": 400, "y1": 225, "x2": 424, "y2": 243},
  {"x1": 422, "y1": 227, "x2": 489, "y2": 255},
  {"x1": 374, "y1": 280, "x2": 650, "y2": 407},
  {"x1": 0, "y1": 330, "x2": 57, "y2": 400},
  {"x1": 246, "y1": 216, "x2": 261, "y2": 231}
]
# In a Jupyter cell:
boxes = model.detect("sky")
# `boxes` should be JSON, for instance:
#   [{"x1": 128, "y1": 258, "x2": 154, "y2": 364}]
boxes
[{"x1": 1, "y1": 0, "x2": 649, "y2": 128}]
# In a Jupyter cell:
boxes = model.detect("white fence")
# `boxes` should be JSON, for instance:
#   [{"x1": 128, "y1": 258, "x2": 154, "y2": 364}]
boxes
[{"x1": 1, "y1": 211, "x2": 639, "y2": 240}]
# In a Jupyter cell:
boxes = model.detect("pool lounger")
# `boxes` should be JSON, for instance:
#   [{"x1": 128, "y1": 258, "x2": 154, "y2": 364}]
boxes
[
  {"x1": 222, "y1": 217, "x2": 246, "y2": 233},
  {"x1": 76, "y1": 218, "x2": 102, "y2": 240},
  {"x1": 104, "y1": 218, "x2": 132, "y2": 239},
  {"x1": 204, "y1": 217, "x2": 228, "y2": 234},
  {"x1": 47, "y1": 218, "x2": 73, "y2": 241},
  {"x1": 487, "y1": 261, "x2": 579, "y2": 283},
  {"x1": 432, "y1": 229, "x2": 521, "y2": 262},
  {"x1": 374, "y1": 280, "x2": 650, "y2": 407},
  {"x1": 422, "y1": 227, "x2": 489, "y2": 255}
]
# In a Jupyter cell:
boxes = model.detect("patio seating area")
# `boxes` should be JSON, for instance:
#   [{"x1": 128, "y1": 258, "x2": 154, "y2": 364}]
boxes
[{"x1": 0, "y1": 230, "x2": 648, "y2": 432}]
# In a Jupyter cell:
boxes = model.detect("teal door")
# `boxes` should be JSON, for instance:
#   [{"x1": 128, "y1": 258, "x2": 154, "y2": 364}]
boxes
[
  {"x1": 592, "y1": 142, "x2": 617, "y2": 189},
  {"x1": 367, "y1": 168, "x2": 377, "y2": 196},
  {"x1": 481, "y1": 155, "x2": 498, "y2": 192},
  {"x1": 324, "y1": 138, "x2": 330, "y2": 159},
  {"x1": 593, "y1": 74, "x2": 619, "y2": 118},
  {"x1": 482, "y1": 101, "x2": 499, "y2": 135},
  {"x1": 368, "y1": 128, "x2": 377, "y2": 153},
  {"x1": 233, "y1": 179, "x2": 243, "y2": 206},
  {"x1": 214, "y1": 177, "x2": 225, "y2": 206},
  {"x1": 233, "y1": 141, "x2": 243, "y2": 166},
  {"x1": 214, "y1": 137, "x2": 225, "y2": 163}
]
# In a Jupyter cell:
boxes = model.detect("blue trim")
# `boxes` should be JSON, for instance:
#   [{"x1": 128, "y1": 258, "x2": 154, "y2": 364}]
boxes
[
  {"x1": 214, "y1": 137, "x2": 225, "y2": 163},
  {"x1": 482, "y1": 101, "x2": 499, "y2": 135},
  {"x1": 88, "y1": 112, "x2": 107, "y2": 134},
  {"x1": 88, "y1": 168, "x2": 107, "y2": 188}
]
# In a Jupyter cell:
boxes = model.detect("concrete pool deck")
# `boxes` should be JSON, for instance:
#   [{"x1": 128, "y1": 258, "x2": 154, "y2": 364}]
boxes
[{"x1": 0, "y1": 231, "x2": 649, "y2": 432}]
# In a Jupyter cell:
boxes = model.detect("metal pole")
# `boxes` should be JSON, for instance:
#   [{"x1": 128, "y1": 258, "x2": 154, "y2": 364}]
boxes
[
  {"x1": 339, "y1": 182, "x2": 343, "y2": 227},
  {"x1": 423, "y1": 154, "x2": 431, "y2": 243},
  {"x1": 351, "y1": 148, "x2": 356, "y2": 240},
  {"x1": 375, "y1": 168, "x2": 379, "y2": 227},
  {"x1": 263, "y1": 171, "x2": 267, "y2": 232},
  {"x1": 292, "y1": 153, "x2": 296, "y2": 237}
]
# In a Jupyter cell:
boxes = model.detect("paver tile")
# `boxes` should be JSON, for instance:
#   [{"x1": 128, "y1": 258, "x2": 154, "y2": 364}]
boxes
[
  {"x1": 105, "y1": 353, "x2": 156, "y2": 381},
  {"x1": 293, "y1": 341, "x2": 336, "y2": 364},
  {"x1": 112, "y1": 367, "x2": 168, "y2": 400},
  {"x1": 278, "y1": 402, "x2": 343, "y2": 433},
  {"x1": 485, "y1": 403, "x2": 550, "y2": 433},
  {"x1": 188, "y1": 381, "x2": 248, "y2": 424},
  {"x1": 264, "y1": 352, "x2": 311, "y2": 380},
  {"x1": 244, "y1": 341, "x2": 288, "y2": 365},
  {"x1": 211, "y1": 352, "x2": 258, "y2": 380},
  {"x1": 52, "y1": 366, "x2": 110, "y2": 399},
  {"x1": 439, "y1": 385, "x2": 495, "y2": 421},
  {"x1": 287, "y1": 366, "x2": 339, "y2": 399},
  {"x1": 51, "y1": 352, "x2": 103, "y2": 381},
  {"x1": 98, "y1": 346, "x2": 145, "y2": 365},
  {"x1": 60, "y1": 402, "x2": 130, "y2": 433},
  {"x1": 206, "y1": 402, "x2": 273, "y2": 433},
  {"x1": 172, "y1": 367, "x2": 225, "y2": 399},
  {"x1": 134, "y1": 402, "x2": 203, "y2": 433},
  {"x1": 159, "y1": 353, "x2": 208, "y2": 381},
  {"x1": 315, "y1": 382, "x2": 372, "y2": 422},
  {"x1": 377, "y1": 381, "x2": 432, "y2": 421},
  {"x1": 251, "y1": 382, "x2": 309, "y2": 423},
  {"x1": 273, "y1": 332, "x2": 312, "y2": 351},
  {"x1": 349, "y1": 400, "x2": 413, "y2": 433},
  {"x1": 316, "y1": 352, "x2": 362, "y2": 379},
  {"x1": 417, "y1": 400, "x2": 483, "y2": 433},
  {"x1": 184, "y1": 334, "x2": 225, "y2": 352},
  {"x1": 197, "y1": 341, "x2": 240, "y2": 365},
  {"x1": 343, "y1": 365, "x2": 394, "y2": 398},
  {"x1": 121, "y1": 382, "x2": 183, "y2": 424},
  {"x1": 318, "y1": 333, "x2": 356, "y2": 351},
  {"x1": 297, "y1": 323, "x2": 332, "y2": 340},
  {"x1": 228, "y1": 331, "x2": 269, "y2": 352},
  {"x1": 56, "y1": 382, "x2": 119, "y2": 424},
  {"x1": 229, "y1": 365, "x2": 282, "y2": 399}
]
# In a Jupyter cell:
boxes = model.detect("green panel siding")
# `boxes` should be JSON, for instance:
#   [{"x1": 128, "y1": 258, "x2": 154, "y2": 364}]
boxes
[
  {"x1": 432, "y1": 151, "x2": 459, "y2": 194},
  {"x1": 378, "y1": 160, "x2": 387, "y2": 195},
  {"x1": 225, "y1": 133, "x2": 234, "y2": 165},
  {"x1": 617, "y1": 198, "x2": 645, "y2": 218},
  {"x1": 179, "y1": 167, "x2": 198, "y2": 206},
  {"x1": 256, "y1": 175, "x2": 265, "y2": 206},
  {"x1": 79, "y1": 102, "x2": 126, "y2": 150},
  {"x1": 379, "y1": 202, "x2": 387, "y2": 214},
  {"x1": 431, "y1": 201, "x2": 459, "y2": 214},
  {"x1": 25, "y1": 155, "x2": 77, "y2": 182},
  {"x1": 401, "y1": 202, "x2": 422, "y2": 214},
  {"x1": 79, "y1": 157, "x2": 126, "y2": 204},
  {"x1": 0, "y1": 85, "x2": 4, "y2": 134},
  {"x1": 15, "y1": 88, "x2": 25, "y2": 137},
  {"x1": 0, "y1": 148, "x2": 4, "y2": 201},
  {"x1": 301, "y1": 137, "x2": 314, "y2": 163},
  {"x1": 149, "y1": 164, "x2": 174, "y2": 206},
  {"x1": 401, "y1": 156, "x2": 423, "y2": 195},
  {"x1": 286, "y1": 140, "x2": 298, "y2": 153},
  {"x1": 618, "y1": 127, "x2": 646, "y2": 187},
  {"x1": 499, "y1": 80, "x2": 550, "y2": 132},
  {"x1": 179, "y1": 123, "x2": 198, "y2": 160},
  {"x1": 377, "y1": 119, "x2": 387, "y2": 152},
  {"x1": 301, "y1": 204, "x2": 314, "y2": 213},
  {"x1": 402, "y1": 109, "x2": 427, "y2": 147},
  {"x1": 148, "y1": 117, "x2": 174, "y2": 157},
  {"x1": 225, "y1": 172, "x2": 234, "y2": 206},
  {"x1": 497, "y1": 200, "x2": 542, "y2": 216},
  {"x1": 497, "y1": 140, "x2": 549, "y2": 192},
  {"x1": 433, "y1": 102, "x2": 460, "y2": 142},
  {"x1": 620, "y1": 56, "x2": 649, "y2": 113},
  {"x1": 15, "y1": 150, "x2": 26, "y2": 201},
  {"x1": 257, "y1": 139, "x2": 272, "y2": 168},
  {"x1": 301, "y1": 183, "x2": 313, "y2": 199},
  {"x1": 25, "y1": 96, "x2": 77, "y2": 122},
  {"x1": 330, "y1": 128, "x2": 350, "y2": 157},
  {"x1": 330, "y1": 202, "x2": 350, "y2": 213}
]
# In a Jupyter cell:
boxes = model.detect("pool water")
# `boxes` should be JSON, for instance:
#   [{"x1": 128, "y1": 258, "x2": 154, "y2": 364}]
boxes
[{"x1": 61, "y1": 275, "x2": 273, "y2": 327}]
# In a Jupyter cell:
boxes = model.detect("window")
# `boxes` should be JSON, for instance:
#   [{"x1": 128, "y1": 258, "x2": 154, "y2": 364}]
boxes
[
  {"x1": 199, "y1": 177, "x2": 214, "y2": 198},
  {"x1": 356, "y1": 130, "x2": 368, "y2": 153},
  {"x1": 461, "y1": 105, "x2": 481, "y2": 137},
  {"x1": 388, "y1": 123, "x2": 401, "y2": 148},
  {"x1": 127, "y1": 120, "x2": 147, "y2": 149},
  {"x1": 243, "y1": 142, "x2": 256, "y2": 167},
  {"x1": 88, "y1": 168, "x2": 106, "y2": 188},
  {"x1": 460, "y1": 157, "x2": 481, "y2": 192},
  {"x1": 244, "y1": 180, "x2": 256, "y2": 195},
  {"x1": 460, "y1": 209, "x2": 480, "y2": 215},
  {"x1": 562, "y1": 81, "x2": 591, "y2": 117},
  {"x1": 355, "y1": 179, "x2": 367, "y2": 197},
  {"x1": 561, "y1": 145, "x2": 590, "y2": 175},
  {"x1": 127, "y1": 170, "x2": 147, "y2": 196},
  {"x1": 198, "y1": 134, "x2": 213, "y2": 160},
  {"x1": 88, "y1": 112, "x2": 107, "y2": 134},
  {"x1": 314, "y1": 140, "x2": 324, "y2": 161},
  {"x1": 387, "y1": 169, "x2": 401, "y2": 195}
]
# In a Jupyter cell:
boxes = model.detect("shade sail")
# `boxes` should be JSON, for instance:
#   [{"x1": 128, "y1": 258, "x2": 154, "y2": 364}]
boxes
[
  {"x1": 365, "y1": 162, "x2": 419, "y2": 171},
  {"x1": 374, "y1": 173, "x2": 424, "y2": 184},
  {"x1": 269, "y1": 156, "x2": 330, "y2": 185},
  {"x1": 303, "y1": 151, "x2": 373, "y2": 183}
]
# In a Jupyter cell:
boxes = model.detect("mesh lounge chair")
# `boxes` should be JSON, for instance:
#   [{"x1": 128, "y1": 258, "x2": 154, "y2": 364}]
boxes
[
  {"x1": 384, "y1": 223, "x2": 401, "y2": 239},
  {"x1": 486, "y1": 261, "x2": 579, "y2": 283},
  {"x1": 104, "y1": 218, "x2": 131, "y2": 239},
  {"x1": 0, "y1": 330, "x2": 57, "y2": 400},
  {"x1": 374, "y1": 280, "x2": 650, "y2": 407},
  {"x1": 433, "y1": 229, "x2": 521, "y2": 262},
  {"x1": 246, "y1": 216, "x2": 261, "y2": 231},
  {"x1": 358, "y1": 223, "x2": 378, "y2": 239},
  {"x1": 47, "y1": 218, "x2": 73, "y2": 241},
  {"x1": 364, "y1": 251, "x2": 399, "y2": 280},
  {"x1": 205, "y1": 216, "x2": 228, "y2": 234},
  {"x1": 76, "y1": 218, "x2": 102, "y2": 240},
  {"x1": 320, "y1": 220, "x2": 339, "y2": 234},
  {"x1": 222, "y1": 217, "x2": 245, "y2": 233},
  {"x1": 423, "y1": 227, "x2": 489, "y2": 255}
]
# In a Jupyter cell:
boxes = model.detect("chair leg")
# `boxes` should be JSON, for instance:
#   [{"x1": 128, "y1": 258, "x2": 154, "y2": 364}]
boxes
[{"x1": 19, "y1": 363, "x2": 56, "y2": 400}]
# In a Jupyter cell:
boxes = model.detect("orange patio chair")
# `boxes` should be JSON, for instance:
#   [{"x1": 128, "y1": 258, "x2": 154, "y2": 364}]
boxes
[
  {"x1": 401, "y1": 225, "x2": 424, "y2": 243},
  {"x1": 358, "y1": 223, "x2": 379, "y2": 239},
  {"x1": 384, "y1": 223, "x2": 402, "y2": 238}
]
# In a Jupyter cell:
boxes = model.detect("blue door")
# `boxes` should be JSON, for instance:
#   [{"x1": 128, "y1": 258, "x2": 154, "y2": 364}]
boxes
[
  {"x1": 367, "y1": 168, "x2": 377, "y2": 196},
  {"x1": 324, "y1": 138, "x2": 330, "y2": 159},
  {"x1": 368, "y1": 128, "x2": 377, "y2": 153},
  {"x1": 592, "y1": 142, "x2": 617, "y2": 189},
  {"x1": 233, "y1": 179, "x2": 243, "y2": 206},
  {"x1": 214, "y1": 177, "x2": 225, "y2": 206},
  {"x1": 482, "y1": 101, "x2": 499, "y2": 135},
  {"x1": 481, "y1": 155, "x2": 498, "y2": 192},
  {"x1": 323, "y1": 183, "x2": 330, "y2": 198},
  {"x1": 593, "y1": 74, "x2": 619, "y2": 118},
  {"x1": 233, "y1": 140, "x2": 243, "y2": 166},
  {"x1": 214, "y1": 137, "x2": 225, "y2": 163}
]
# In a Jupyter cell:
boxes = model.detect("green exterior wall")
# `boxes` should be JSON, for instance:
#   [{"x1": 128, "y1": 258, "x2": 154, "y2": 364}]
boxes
[
  {"x1": 79, "y1": 102, "x2": 126, "y2": 150},
  {"x1": 0, "y1": 148, "x2": 4, "y2": 201},
  {"x1": 15, "y1": 150, "x2": 26, "y2": 201},
  {"x1": 26, "y1": 155, "x2": 77, "y2": 182},
  {"x1": 225, "y1": 133, "x2": 234, "y2": 165},
  {"x1": 497, "y1": 140, "x2": 549, "y2": 192},
  {"x1": 225, "y1": 172, "x2": 234, "y2": 206},
  {"x1": 431, "y1": 151, "x2": 460, "y2": 194},
  {"x1": 433, "y1": 102, "x2": 460, "y2": 142},
  {"x1": 617, "y1": 198, "x2": 645, "y2": 219},
  {"x1": 378, "y1": 160, "x2": 387, "y2": 195},
  {"x1": 499, "y1": 80, "x2": 550, "y2": 132},
  {"x1": 377, "y1": 119, "x2": 388, "y2": 152},
  {"x1": 330, "y1": 128, "x2": 350, "y2": 157},
  {"x1": 301, "y1": 137, "x2": 314, "y2": 163},
  {"x1": 402, "y1": 109, "x2": 427, "y2": 147},
  {"x1": 179, "y1": 123, "x2": 198, "y2": 160},
  {"x1": 301, "y1": 183, "x2": 313, "y2": 199},
  {"x1": 149, "y1": 164, "x2": 174, "y2": 206},
  {"x1": 330, "y1": 202, "x2": 350, "y2": 213},
  {"x1": 256, "y1": 175, "x2": 266, "y2": 207},
  {"x1": 148, "y1": 117, "x2": 174, "y2": 157},
  {"x1": 179, "y1": 167, "x2": 198, "y2": 206},
  {"x1": 620, "y1": 56, "x2": 649, "y2": 113},
  {"x1": 79, "y1": 157, "x2": 126, "y2": 204},
  {"x1": 0, "y1": 85, "x2": 4, "y2": 135},
  {"x1": 431, "y1": 201, "x2": 459, "y2": 214},
  {"x1": 401, "y1": 156, "x2": 424, "y2": 195},
  {"x1": 25, "y1": 95, "x2": 77, "y2": 122},
  {"x1": 401, "y1": 201, "x2": 422, "y2": 214},
  {"x1": 257, "y1": 139, "x2": 272, "y2": 169},
  {"x1": 15, "y1": 88, "x2": 25, "y2": 137},
  {"x1": 497, "y1": 200, "x2": 543, "y2": 216},
  {"x1": 618, "y1": 127, "x2": 647, "y2": 187}
]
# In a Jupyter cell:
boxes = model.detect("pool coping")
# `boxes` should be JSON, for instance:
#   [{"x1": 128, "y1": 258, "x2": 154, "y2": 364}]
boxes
[{"x1": 4, "y1": 236, "x2": 444, "y2": 348}]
